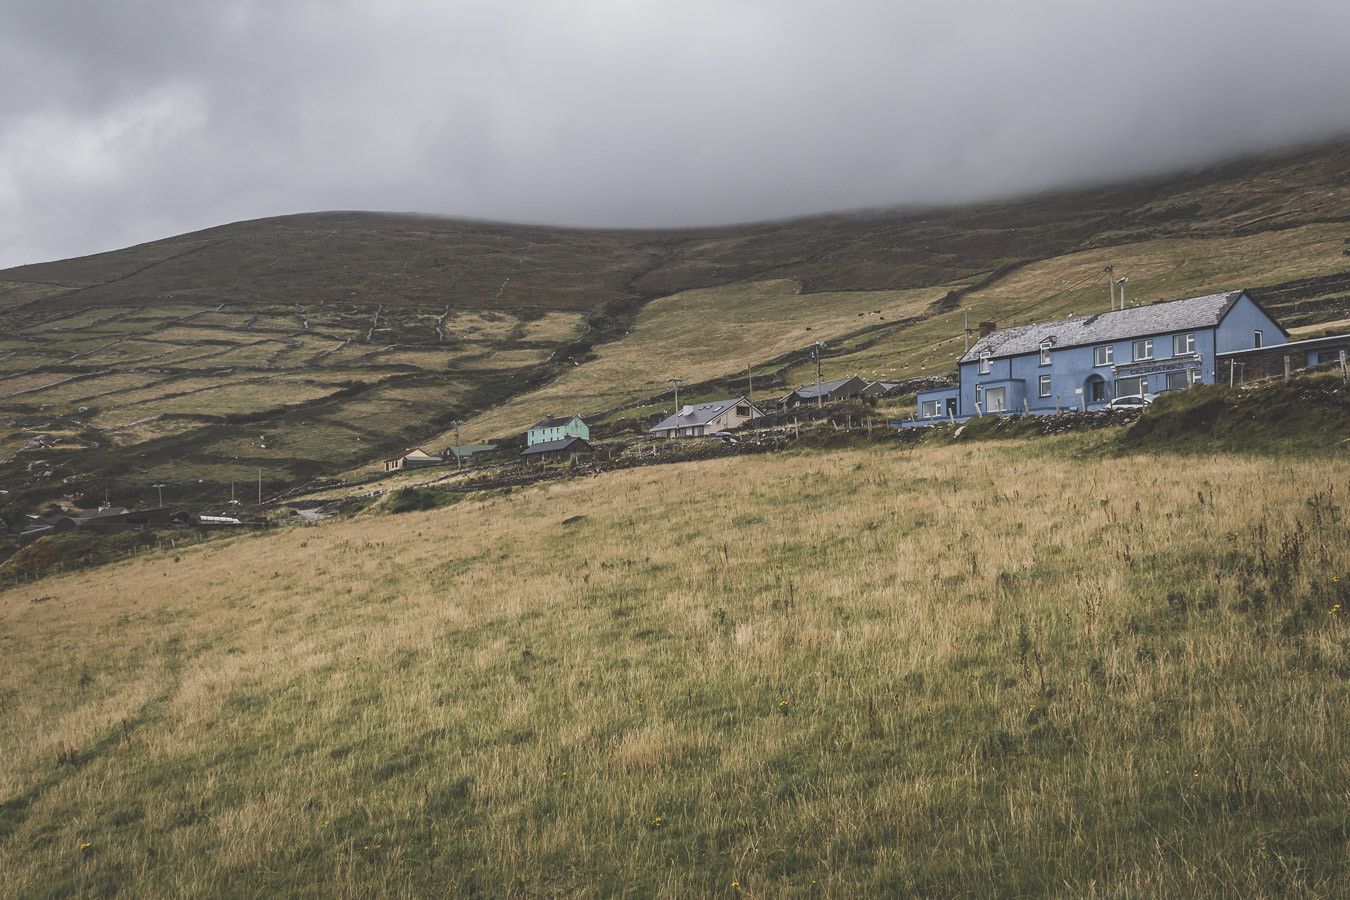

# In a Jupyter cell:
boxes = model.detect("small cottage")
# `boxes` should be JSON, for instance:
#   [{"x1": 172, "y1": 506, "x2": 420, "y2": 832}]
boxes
[
  {"x1": 648, "y1": 397, "x2": 764, "y2": 439},
  {"x1": 383, "y1": 448, "x2": 443, "y2": 472},
  {"x1": 777, "y1": 375, "x2": 868, "y2": 408}
]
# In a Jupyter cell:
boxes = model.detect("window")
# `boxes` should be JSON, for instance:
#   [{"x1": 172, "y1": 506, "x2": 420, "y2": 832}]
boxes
[
  {"x1": 1039, "y1": 340, "x2": 1052, "y2": 365},
  {"x1": 1190, "y1": 369, "x2": 1203, "y2": 385},
  {"x1": 920, "y1": 399, "x2": 940, "y2": 418},
  {"x1": 1165, "y1": 371, "x2": 1188, "y2": 392},
  {"x1": 985, "y1": 386, "x2": 1007, "y2": 412},
  {"x1": 1039, "y1": 374, "x2": 1052, "y2": 397},
  {"x1": 1173, "y1": 332, "x2": 1195, "y2": 355},
  {"x1": 1132, "y1": 339, "x2": 1153, "y2": 361},
  {"x1": 1116, "y1": 376, "x2": 1146, "y2": 398},
  {"x1": 735, "y1": 405, "x2": 750, "y2": 417},
  {"x1": 979, "y1": 351, "x2": 991, "y2": 374},
  {"x1": 1093, "y1": 345, "x2": 1114, "y2": 367},
  {"x1": 1253, "y1": 330, "x2": 1263, "y2": 348}
]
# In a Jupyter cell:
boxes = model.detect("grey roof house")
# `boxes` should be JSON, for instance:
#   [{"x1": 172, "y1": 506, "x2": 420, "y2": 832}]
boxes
[
  {"x1": 778, "y1": 375, "x2": 868, "y2": 407},
  {"x1": 649, "y1": 397, "x2": 764, "y2": 438},
  {"x1": 520, "y1": 435, "x2": 593, "y2": 462},
  {"x1": 913, "y1": 289, "x2": 1289, "y2": 422}
]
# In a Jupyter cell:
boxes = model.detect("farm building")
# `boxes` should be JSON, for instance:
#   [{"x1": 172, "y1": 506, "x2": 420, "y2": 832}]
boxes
[
  {"x1": 443, "y1": 443, "x2": 497, "y2": 465},
  {"x1": 520, "y1": 435, "x2": 593, "y2": 463},
  {"x1": 383, "y1": 448, "x2": 442, "y2": 472},
  {"x1": 778, "y1": 375, "x2": 868, "y2": 408},
  {"x1": 649, "y1": 397, "x2": 764, "y2": 438},
  {"x1": 526, "y1": 415, "x2": 589, "y2": 447}
]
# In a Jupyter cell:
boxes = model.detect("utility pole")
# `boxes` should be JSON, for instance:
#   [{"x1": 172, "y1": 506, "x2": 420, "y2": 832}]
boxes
[
  {"x1": 153, "y1": 483, "x2": 166, "y2": 508},
  {"x1": 667, "y1": 377, "x2": 682, "y2": 415},
  {"x1": 1116, "y1": 277, "x2": 1128, "y2": 309},
  {"x1": 813, "y1": 342, "x2": 825, "y2": 409},
  {"x1": 450, "y1": 419, "x2": 463, "y2": 469},
  {"x1": 257, "y1": 467, "x2": 262, "y2": 505},
  {"x1": 963, "y1": 311, "x2": 970, "y2": 352},
  {"x1": 1105, "y1": 266, "x2": 1115, "y2": 310},
  {"x1": 746, "y1": 366, "x2": 753, "y2": 404}
]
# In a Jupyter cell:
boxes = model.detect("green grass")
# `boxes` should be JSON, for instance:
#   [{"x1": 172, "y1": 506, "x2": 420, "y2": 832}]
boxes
[
  {"x1": 1118, "y1": 374, "x2": 1350, "y2": 455},
  {"x1": 0, "y1": 437, "x2": 1346, "y2": 896}
]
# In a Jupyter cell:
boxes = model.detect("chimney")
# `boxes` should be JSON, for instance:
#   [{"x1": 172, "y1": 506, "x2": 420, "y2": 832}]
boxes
[{"x1": 978, "y1": 321, "x2": 996, "y2": 338}]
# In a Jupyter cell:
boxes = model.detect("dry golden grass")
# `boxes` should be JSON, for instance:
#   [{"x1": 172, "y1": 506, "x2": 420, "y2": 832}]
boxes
[
  {"x1": 0, "y1": 438, "x2": 1346, "y2": 896},
  {"x1": 454, "y1": 279, "x2": 948, "y2": 441}
]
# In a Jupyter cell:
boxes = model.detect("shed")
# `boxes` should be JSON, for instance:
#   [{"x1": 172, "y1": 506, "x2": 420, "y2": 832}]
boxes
[{"x1": 520, "y1": 435, "x2": 593, "y2": 463}]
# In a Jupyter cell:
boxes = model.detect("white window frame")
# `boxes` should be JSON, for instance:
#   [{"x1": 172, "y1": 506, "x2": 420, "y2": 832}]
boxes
[
  {"x1": 1132, "y1": 338, "x2": 1154, "y2": 361},
  {"x1": 1039, "y1": 340, "x2": 1052, "y2": 366},
  {"x1": 1190, "y1": 369, "x2": 1203, "y2": 385},
  {"x1": 1253, "y1": 330, "x2": 1263, "y2": 348},
  {"x1": 1093, "y1": 345, "x2": 1113, "y2": 367},
  {"x1": 1039, "y1": 374, "x2": 1051, "y2": 397},
  {"x1": 1173, "y1": 332, "x2": 1195, "y2": 356},
  {"x1": 979, "y1": 351, "x2": 991, "y2": 374}
]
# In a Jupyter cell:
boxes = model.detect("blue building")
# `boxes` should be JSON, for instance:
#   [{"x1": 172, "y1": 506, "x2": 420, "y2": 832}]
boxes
[
  {"x1": 914, "y1": 289, "x2": 1286, "y2": 421},
  {"x1": 525, "y1": 415, "x2": 589, "y2": 447}
]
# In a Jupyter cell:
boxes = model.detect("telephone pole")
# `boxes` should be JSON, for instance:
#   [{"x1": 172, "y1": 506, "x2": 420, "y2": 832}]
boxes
[
  {"x1": 257, "y1": 467, "x2": 262, "y2": 505},
  {"x1": 450, "y1": 419, "x2": 464, "y2": 469},
  {"x1": 667, "y1": 377, "x2": 682, "y2": 415},
  {"x1": 152, "y1": 483, "x2": 166, "y2": 508},
  {"x1": 746, "y1": 365, "x2": 753, "y2": 404},
  {"x1": 1105, "y1": 265, "x2": 1115, "y2": 310},
  {"x1": 813, "y1": 342, "x2": 826, "y2": 408}
]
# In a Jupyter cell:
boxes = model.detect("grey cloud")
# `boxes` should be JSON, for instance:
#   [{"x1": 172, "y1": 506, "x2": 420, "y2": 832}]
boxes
[{"x1": 2, "y1": 0, "x2": 1349, "y2": 267}]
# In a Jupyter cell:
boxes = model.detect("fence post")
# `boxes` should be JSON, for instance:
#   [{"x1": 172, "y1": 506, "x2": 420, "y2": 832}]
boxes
[
  {"x1": 1283, "y1": 354, "x2": 1291, "y2": 382},
  {"x1": 1341, "y1": 350, "x2": 1348, "y2": 382},
  {"x1": 1229, "y1": 359, "x2": 1235, "y2": 388}
]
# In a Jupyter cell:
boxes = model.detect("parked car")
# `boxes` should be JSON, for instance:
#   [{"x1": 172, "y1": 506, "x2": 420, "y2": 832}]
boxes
[
  {"x1": 1107, "y1": 394, "x2": 1153, "y2": 409},
  {"x1": 712, "y1": 431, "x2": 738, "y2": 443}
]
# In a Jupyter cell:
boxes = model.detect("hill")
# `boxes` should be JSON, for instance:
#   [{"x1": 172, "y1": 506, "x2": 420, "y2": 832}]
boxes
[
  {"x1": 1, "y1": 141, "x2": 1348, "y2": 520},
  {"x1": 1, "y1": 434, "x2": 1346, "y2": 895}
]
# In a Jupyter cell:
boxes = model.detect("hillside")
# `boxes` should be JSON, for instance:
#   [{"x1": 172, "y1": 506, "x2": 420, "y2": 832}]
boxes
[
  {"x1": 1, "y1": 141, "x2": 1348, "y2": 519},
  {"x1": 1, "y1": 435, "x2": 1346, "y2": 895}
]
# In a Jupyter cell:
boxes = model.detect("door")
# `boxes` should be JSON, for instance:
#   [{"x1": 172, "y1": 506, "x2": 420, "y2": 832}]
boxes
[
  {"x1": 945, "y1": 398, "x2": 957, "y2": 418},
  {"x1": 985, "y1": 386, "x2": 1007, "y2": 412}
]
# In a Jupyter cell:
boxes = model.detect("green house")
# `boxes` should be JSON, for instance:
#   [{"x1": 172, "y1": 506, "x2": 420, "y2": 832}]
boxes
[{"x1": 526, "y1": 415, "x2": 589, "y2": 447}]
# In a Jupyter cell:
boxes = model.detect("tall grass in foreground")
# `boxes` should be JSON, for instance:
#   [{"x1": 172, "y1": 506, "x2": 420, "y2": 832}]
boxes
[{"x1": 0, "y1": 439, "x2": 1346, "y2": 896}]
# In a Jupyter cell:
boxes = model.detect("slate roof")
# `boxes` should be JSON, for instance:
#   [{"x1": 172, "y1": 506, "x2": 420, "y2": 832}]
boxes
[
  {"x1": 789, "y1": 377, "x2": 860, "y2": 400},
  {"x1": 528, "y1": 415, "x2": 580, "y2": 431},
  {"x1": 960, "y1": 290, "x2": 1258, "y2": 363},
  {"x1": 649, "y1": 398, "x2": 757, "y2": 432},
  {"x1": 520, "y1": 435, "x2": 591, "y2": 456}
]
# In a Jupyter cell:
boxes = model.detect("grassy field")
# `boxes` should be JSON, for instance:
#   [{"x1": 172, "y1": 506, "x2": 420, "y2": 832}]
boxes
[
  {"x1": 451, "y1": 279, "x2": 949, "y2": 441},
  {"x1": 1, "y1": 435, "x2": 1346, "y2": 896},
  {"x1": 1, "y1": 141, "x2": 1347, "y2": 522}
]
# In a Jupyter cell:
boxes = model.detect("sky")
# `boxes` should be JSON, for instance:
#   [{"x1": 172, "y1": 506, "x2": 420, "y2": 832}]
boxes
[{"x1": 3, "y1": 0, "x2": 1349, "y2": 268}]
